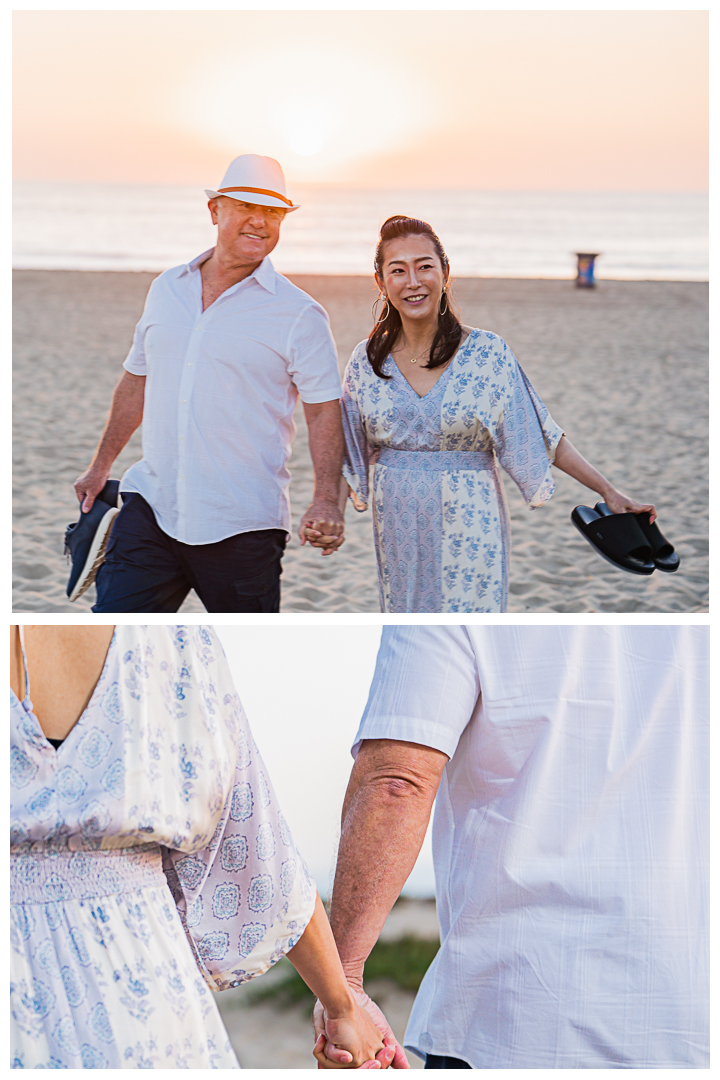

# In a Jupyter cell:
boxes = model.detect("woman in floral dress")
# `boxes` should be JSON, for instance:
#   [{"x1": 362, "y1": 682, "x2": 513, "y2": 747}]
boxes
[
  {"x1": 10, "y1": 625, "x2": 390, "y2": 1069},
  {"x1": 333, "y1": 215, "x2": 655, "y2": 613}
]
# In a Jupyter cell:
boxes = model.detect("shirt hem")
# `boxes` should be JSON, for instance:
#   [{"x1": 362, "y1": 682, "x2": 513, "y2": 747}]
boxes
[
  {"x1": 123, "y1": 357, "x2": 147, "y2": 376},
  {"x1": 298, "y1": 388, "x2": 342, "y2": 405},
  {"x1": 351, "y1": 715, "x2": 463, "y2": 760},
  {"x1": 118, "y1": 487, "x2": 292, "y2": 545}
]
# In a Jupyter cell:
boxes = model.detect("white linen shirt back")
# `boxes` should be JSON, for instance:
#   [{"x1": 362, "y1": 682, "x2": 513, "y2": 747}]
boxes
[
  {"x1": 121, "y1": 250, "x2": 342, "y2": 545},
  {"x1": 354, "y1": 625, "x2": 709, "y2": 1069}
]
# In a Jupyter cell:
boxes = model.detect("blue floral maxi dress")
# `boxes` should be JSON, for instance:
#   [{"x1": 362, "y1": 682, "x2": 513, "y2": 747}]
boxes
[
  {"x1": 10, "y1": 626, "x2": 316, "y2": 1069},
  {"x1": 341, "y1": 329, "x2": 564, "y2": 613}
]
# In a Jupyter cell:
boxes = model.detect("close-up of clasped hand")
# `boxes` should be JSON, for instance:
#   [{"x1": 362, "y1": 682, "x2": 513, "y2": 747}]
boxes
[{"x1": 9, "y1": 625, "x2": 403, "y2": 1070}]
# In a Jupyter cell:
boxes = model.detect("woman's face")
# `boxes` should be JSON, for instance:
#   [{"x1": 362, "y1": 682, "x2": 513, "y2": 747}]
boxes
[{"x1": 376, "y1": 234, "x2": 448, "y2": 325}]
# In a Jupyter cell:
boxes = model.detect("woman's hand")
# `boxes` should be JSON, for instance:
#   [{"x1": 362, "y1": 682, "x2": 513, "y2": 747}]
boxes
[
  {"x1": 601, "y1": 488, "x2": 657, "y2": 523},
  {"x1": 313, "y1": 992, "x2": 410, "y2": 1070},
  {"x1": 302, "y1": 521, "x2": 346, "y2": 555},
  {"x1": 312, "y1": 998, "x2": 385, "y2": 1069}
]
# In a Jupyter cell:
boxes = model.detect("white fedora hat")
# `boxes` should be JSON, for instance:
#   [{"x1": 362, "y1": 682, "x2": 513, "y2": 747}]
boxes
[{"x1": 205, "y1": 154, "x2": 299, "y2": 212}]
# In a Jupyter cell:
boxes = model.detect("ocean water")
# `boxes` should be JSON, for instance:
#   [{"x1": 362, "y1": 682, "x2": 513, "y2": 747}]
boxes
[{"x1": 13, "y1": 181, "x2": 707, "y2": 280}]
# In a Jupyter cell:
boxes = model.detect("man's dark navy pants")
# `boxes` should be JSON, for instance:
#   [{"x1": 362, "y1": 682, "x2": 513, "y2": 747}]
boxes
[
  {"x1": 93, "y1": 494, "x2": 286, "y2": 613},
  {"x1": 424, "y1": 1055, "x2": 471, "y2": 1069}
]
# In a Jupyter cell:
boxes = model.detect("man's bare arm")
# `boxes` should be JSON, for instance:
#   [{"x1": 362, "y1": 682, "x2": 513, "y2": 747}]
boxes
[
  {"x1": 330, "y1": 738, "x2": 449, "y2": 986},
  {"x1": 313, "y1": 739, "x2": 448, "y2": 1069},
  {"x1": 74, "y1": 371, "x2": 145, "y2": 512},
  {"x1": 300, "y1": 398, "x2": 345, "y2": 554}
]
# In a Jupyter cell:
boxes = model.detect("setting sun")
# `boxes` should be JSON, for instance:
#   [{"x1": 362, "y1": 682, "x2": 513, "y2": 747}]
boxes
[
  {"x1": 175, "y1": 44, "x2": 440, "y2": 180},
  {"x1": 13, "y1": 9, "x2": 707, "y2": 190}
]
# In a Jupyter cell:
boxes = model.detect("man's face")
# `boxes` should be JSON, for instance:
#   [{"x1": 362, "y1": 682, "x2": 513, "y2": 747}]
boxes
[{"x1": 209, "y1": 196, "x2": 286, "y2": 265}]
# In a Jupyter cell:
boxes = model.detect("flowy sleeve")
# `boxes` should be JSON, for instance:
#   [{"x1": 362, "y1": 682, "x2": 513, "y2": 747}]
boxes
[
  {"x1": 163, "y1": 685, "x2": 316, "y2": 991},
  {"x1": 492, "y1": 336, "x2": 564, "y2": 508},
  {"x1": 341, "y1": 343, "x2": 374, "y2": 512}
]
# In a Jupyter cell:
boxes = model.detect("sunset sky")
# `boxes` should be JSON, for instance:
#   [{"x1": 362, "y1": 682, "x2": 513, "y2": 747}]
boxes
[{"x1": 14, "y1": 8, "x2": 707, "y2": 191}]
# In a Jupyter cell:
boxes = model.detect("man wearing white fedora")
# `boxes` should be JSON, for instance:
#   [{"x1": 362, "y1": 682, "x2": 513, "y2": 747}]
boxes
[{"x1": 72, "y1": 155, "x2": 345, "y2": 612}]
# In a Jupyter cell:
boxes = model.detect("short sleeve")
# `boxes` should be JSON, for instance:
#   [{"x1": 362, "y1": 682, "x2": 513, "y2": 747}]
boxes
[
  {"x1": 164, "y1": 692, "x2": 316, "y2": 991},
  {"x1": 352, "y1": 626, "x2": 481, "y2": 760},
  {"x1": 493, "y1": 337, "x2": 564, "y2": 507},
  {"x1": 122, "y1": 277, "x2": 161, "y2": 376},
  {"x1": 341, "y1": 343, "x2": 373, "y2": 512},
  {"x1": 286, "y1": 302, "x2": 342, "y2": 404}
]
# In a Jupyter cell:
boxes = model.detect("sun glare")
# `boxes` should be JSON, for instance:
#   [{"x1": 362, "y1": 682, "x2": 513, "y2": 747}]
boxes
[
  {"x1": 278, "y1": 93, "x2": 342, "y2": 158},
  {"x1": 177, "y1": 46, "x2": 439, "y2": 180}
]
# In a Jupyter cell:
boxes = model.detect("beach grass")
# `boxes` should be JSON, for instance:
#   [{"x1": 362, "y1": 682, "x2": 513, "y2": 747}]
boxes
[{"x1": 247, "y1": 935, "x2": 441, "y2": 1012}]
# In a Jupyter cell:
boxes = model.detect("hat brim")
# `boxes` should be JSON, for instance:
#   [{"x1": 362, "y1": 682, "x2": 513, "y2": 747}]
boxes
[{"x1": 205, "y1": 189, "x2": 299, "y2": 212}]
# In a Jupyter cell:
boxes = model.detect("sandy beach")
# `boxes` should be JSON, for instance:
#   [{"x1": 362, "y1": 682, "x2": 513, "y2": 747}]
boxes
[{"x1": 13, "y1": 270, "x2": 707, "y2": 613}]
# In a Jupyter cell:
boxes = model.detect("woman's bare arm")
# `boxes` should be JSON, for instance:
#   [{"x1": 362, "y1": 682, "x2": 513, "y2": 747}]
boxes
[
  {"x1": 553, "y1": 435, "x2": 656, "y2": 522},
  {"x1": 286, "y1": 892, "x2": 387, "y2": 1068}
]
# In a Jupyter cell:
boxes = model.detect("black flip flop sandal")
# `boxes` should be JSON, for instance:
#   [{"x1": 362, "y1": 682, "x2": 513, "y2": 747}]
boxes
[
  {"x1": 571, "y1": 505, "x2": 655, "y2": 575},
  {"x1": 595, "y1": 503, "x2": 680, "y2": 573}
]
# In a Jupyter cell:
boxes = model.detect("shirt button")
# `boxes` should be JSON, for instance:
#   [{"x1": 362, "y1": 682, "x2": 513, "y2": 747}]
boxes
[
  {"x1": 188, "y1": 362, "x2": 193, "y2": 367},
  {"x1": 182, "y1": 399, "x2": 187, "y2": 404}
]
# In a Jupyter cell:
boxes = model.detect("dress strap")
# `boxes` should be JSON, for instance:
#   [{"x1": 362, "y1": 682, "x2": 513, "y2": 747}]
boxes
[{"x1": 17, "y1": 626, "x2": 31, "y2": 702}]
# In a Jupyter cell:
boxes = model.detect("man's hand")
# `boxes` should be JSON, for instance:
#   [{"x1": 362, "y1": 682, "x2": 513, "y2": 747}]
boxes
[
  {"x1": 313, "y1": 992, "x2": 411, "y2": 1069},
  {"x1": 300, "y1": 500, "x2": 345, "y2": 555},
  {"x1": 314, "y1": 1034, "x2": 387, "y2": 1070},
  {"x1": 74, "y1": 465, "x2": 111, "y2": 514},
  {"x1": 311, "y1": 996, "x2": 386, "y2": 1070}
]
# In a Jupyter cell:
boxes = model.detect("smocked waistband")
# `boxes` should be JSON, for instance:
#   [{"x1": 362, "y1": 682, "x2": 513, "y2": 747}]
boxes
[
  {"x1": 10, "y1": 843, "x2": 166, "y2": 904},
  {"x1": 376, "y1": 448, "x2": 495, "y2": 472}
]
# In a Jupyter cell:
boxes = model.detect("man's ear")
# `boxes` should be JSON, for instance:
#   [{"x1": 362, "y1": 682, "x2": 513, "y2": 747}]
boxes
[{"x1": 208, "y1": 198, "x2": 219, "y2": 224}]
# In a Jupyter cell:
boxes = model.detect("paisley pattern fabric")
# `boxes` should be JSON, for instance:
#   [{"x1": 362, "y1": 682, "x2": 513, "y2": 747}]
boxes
[
  {"x1": 341, "y1": 330, "x2": 564, "y2": 612},
  {"x1": 10, "y1": 626, "x2": 316, "y2": 1069}
]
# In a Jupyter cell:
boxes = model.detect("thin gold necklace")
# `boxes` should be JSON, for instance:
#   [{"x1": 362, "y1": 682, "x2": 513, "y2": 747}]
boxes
[{"x1": 401, "y1": 338, "x2": 433, "y2": 364}]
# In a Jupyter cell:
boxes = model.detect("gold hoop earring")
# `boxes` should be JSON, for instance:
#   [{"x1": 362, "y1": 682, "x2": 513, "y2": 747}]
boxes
[
  {"x1": 439, "y1": 287, "x2": 448, "y2": 317},
  {"x1": 372, "y1": 294, "x2": 390, "y2": 323}
]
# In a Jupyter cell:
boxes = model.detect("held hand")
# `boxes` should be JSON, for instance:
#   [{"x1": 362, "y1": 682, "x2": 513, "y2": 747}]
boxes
[
  {"x1": 73, "y1": 466, "x2": 110, "y2": 514},
  {"x1": 311, "y1": 998, "x2": 384, "y2": 1069},
  {"x1": 300, "y1": 500, "x2": 345, "y2": 555},
  {"x1": 602, "y1": 489, "x2": 656, "y2": 524},
  {"x1": 314, "y1": 1034, "x2": 393, "y2": 1070},
  {"x1": 313, "y1": 993, "x2": 410, "y2": 1070},
  {"x1": 303, "y1": 523, "x2": 346, "y2": 555}
]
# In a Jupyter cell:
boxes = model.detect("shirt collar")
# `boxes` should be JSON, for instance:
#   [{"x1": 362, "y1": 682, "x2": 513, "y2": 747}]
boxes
[{"x1": 183, "y1": 249, "x2": 277, "y2": 294}]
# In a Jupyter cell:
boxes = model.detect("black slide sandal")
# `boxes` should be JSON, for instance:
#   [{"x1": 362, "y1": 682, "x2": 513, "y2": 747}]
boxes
[
  {"x1": 595, "y1": 503, "x2": 680, "y2": 573},
  {"x1": 571, "y1": 505, "x2": 655, "y2": 575}
]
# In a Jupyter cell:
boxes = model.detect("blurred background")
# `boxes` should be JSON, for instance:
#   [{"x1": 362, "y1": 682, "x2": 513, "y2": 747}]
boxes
[
  {"x1": 215, "y1": 623, "x2": 434, "y2": 897},
  {"x1": 215, "y1": 623, "x2": 437, "y2": 1068},
  {"x1": 13, "y1": 9, "x2": 708, "y2": 280}
]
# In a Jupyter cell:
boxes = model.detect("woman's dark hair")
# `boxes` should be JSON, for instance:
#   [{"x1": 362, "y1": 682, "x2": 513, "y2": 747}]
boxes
[{"x1": 366, "y1": 215, "x2": 462, "y2": 379}]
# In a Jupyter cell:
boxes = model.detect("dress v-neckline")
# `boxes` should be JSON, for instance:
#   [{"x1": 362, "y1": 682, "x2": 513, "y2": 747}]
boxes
[
  {"x1": 13, "y1": 627, "x2": 118, "y2": 755},
  {"x1": 389, "y1": 329, "x2": 477, "y2": 399}
]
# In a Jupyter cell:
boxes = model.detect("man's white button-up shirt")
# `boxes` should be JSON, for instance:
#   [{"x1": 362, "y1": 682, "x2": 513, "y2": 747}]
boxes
[
  {"x1": 355, "y1": 625, "x2": 709, "y2": 1068},
  {"x1": 121, "y1": 249, "x2": 342, "y2": 545}
]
